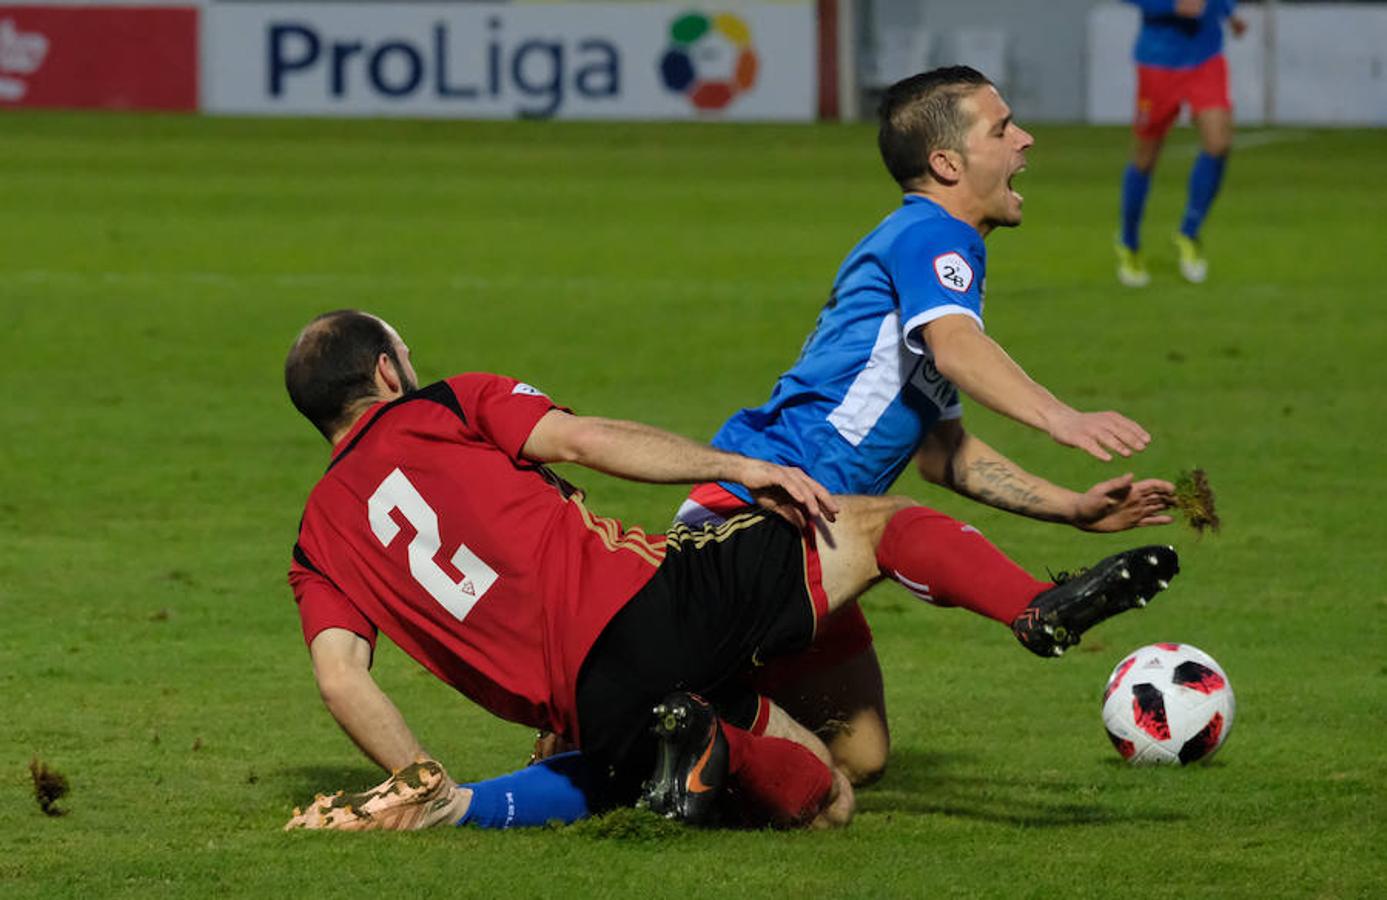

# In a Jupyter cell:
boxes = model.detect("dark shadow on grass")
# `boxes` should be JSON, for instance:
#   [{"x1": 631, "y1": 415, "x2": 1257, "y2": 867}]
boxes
[
  {"x1": 273, "y1": 764, "x2": 384, "y2": 800},
  {"x1": 856, "y1": 748, "x2": 1188, "y2": 827}
]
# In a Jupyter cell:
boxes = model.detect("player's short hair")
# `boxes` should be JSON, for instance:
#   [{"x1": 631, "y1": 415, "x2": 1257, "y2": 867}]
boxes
[
  {"x1": 878, "y1": 66, "x2": 994, "y2": 190},
  {"x1": 285, "y1": 309, "x2": 405, "y2": 440}
]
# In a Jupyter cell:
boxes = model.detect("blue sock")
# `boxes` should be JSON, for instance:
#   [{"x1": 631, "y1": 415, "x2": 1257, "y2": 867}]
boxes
[
  {"x1": 1120, "y1": 163, "x2": 1152, "y2": 251},
  {"x1": 457, "y1": 752, "x2": 594, "y2": 829},
  {"x1": 1180, "y1": 152, "x2": 1227, "y2": 240}
]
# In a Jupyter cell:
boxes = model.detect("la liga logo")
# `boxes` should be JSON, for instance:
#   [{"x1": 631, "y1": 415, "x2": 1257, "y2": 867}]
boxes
[{"x1": 658, "y1": 11, "x2": 758, "y2": 111}]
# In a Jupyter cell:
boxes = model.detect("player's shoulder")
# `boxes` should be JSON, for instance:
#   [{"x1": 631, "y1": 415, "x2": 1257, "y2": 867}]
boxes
[{"x1": 444, "y1": 372, "x2": 550, "y2": 399}]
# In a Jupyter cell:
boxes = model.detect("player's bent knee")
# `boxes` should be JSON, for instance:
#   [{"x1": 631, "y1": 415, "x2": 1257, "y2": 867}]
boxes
[
  {"x1": 827, "y1": 722, "x2": 890, "y2": 787},
  {"x1": 816, "y1": 688, "x2": 890, "y2": 787},
  {"x1": 839, "y1": 749, "x2": 888, "y2": 788}
]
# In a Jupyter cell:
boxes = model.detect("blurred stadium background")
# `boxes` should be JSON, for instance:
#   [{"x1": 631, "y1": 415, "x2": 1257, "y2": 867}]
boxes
[{"x1": 2, "y1": 0, "x2": 1385, "y2": 125}]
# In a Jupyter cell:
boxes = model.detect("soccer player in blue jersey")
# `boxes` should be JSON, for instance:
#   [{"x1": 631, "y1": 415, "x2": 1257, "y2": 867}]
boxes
[
  {"x1": 454, "y1": 67, "x2": 1178, "y2": 828},
  {"x1": 1116, "y1": 0, "x2": 1247, "y2": 286},
  {"x1": 670, "y1": 65, "x2": 1176, "y2": 787}
]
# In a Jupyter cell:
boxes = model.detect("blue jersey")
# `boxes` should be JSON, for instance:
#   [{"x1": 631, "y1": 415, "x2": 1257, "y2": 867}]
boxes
[
  {"x1": 711, "y1": 195, "x2": 984, "y2": 500},
  {"x1": 1127, "y1": 0, "x2": 1235, "y2": 69}
]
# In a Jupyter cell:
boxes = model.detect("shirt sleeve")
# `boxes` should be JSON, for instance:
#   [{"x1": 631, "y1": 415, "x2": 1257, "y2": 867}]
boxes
[
  {"x1": 447, "y1": 373, "x2": 567, "y2": 460},
  {"x1": 1126, "y1": 0, "x2": 1178, "y2": 14},
  {"x1": 939, "y1": 387, "x2": 963, "y2": 421},
  {"x1": 885, "y1": 219, "x2": 987, "y2": 355},
  {"x1": 289, "y1": 557, "x2": 378, "y2": 653}
]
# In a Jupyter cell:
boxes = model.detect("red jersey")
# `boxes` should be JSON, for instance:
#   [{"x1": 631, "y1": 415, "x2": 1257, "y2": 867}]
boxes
[{"x1": 289, "y1": 374, "x2": 667, "y2": 741}]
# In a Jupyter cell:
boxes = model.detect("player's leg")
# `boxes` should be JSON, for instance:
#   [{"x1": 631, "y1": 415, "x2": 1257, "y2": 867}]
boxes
[
  {"x1": 759, "y1": 700, "x2": 855, "y2": 828},
  {"x1": 1175, "y1": 55, "x2": 1234, "y2": 282},
  {"x1": 578, "y1": 513, "x2": 853, "y2": 829},
  {"x1": 1118, "y1": 64, "x2": 1179, "y2": 286},
  {"x1": 813, "y1": 495, "x2": 1183, "y2": 656},
  {"x1": 642, "y1": 690, "x2": 853, "y2": 829},
  {"x1": 685, "y1": 485, "x2": 892, "y2": 788},
  {"x1": 765, "y1": 644, "x2": 890, "y2": 787},
  {"x1": 815, "y1": 495, "x2": 1051, "y2": 627},
  {"x1": 455, "y1": 752, "x2": 595, "y2": 829}
]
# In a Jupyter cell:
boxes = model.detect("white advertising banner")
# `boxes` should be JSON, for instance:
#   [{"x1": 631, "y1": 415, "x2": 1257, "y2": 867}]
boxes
[{"x1": 204, "y1": 2, "x2": 817, "y2": 120}]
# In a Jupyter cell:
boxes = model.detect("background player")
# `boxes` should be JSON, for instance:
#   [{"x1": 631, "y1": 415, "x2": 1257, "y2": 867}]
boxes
[
  {"x1": 1116, "y1": 0, "x2": 1247, "y2": 286},
  {"x1": 279, "y1": 310, "x2": 1180, "y2": 831}
]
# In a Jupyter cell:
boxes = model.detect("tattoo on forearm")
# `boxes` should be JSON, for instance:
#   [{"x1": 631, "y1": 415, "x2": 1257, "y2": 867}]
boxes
[{"x1": 962, "y1": 459, "x2": 1047, "y2": 515}]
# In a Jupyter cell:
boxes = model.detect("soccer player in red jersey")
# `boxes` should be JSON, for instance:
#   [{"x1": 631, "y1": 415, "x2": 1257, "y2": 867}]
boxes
[{"x1": 281, "y1": 310, "x2": 1180, "y2": 831}]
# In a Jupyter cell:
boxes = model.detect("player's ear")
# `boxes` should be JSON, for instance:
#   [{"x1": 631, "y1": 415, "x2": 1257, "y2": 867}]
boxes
[
  {"x1": 375, "y1": 352, "x2": 403, "y2": 397},
  {"x1": 926, "y1": 148, "x2": 963, "y2": 185}
]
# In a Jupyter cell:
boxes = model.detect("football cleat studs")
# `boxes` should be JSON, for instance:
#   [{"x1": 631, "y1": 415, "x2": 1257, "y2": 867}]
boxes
[{"x1": 1011, "y1": 546, "x2": 1180, "y2": 659}]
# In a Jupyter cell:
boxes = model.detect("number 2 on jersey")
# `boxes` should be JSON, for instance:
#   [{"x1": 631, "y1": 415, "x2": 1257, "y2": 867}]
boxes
[{"x1": 368, "y1": 468, "x2": 498, "y2": 622}]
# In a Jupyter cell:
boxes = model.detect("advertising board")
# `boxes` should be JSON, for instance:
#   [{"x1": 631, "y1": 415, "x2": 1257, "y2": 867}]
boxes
[
  {"x1": 0, "y1": 5, "x2": 197, "y2": 110},
  {"x1": 204, "y1": 3, "x2": 817, "y2": 121}
]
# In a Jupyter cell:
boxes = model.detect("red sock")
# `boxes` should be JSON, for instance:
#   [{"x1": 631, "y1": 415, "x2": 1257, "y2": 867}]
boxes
[
  {"x1": 874, "y1": 506, "x2": 1051, "y2": 624},
  {"x1": 721, "y1": 723, "x2": 832, "y2": 828}
]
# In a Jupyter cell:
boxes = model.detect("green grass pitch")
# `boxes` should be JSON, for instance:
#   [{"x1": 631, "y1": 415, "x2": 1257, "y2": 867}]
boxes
[{"x1": 1, "y1": 113, "x2": 1383, "y2": 898}]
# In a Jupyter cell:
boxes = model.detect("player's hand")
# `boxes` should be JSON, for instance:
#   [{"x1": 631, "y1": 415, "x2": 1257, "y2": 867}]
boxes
[
  {"x1": 738, "y1": 459, "x2": 839, "y2": 527},
  {"x1": 1071, "y1": 473, "x2": 1176, "y2": 532},
  {"x1": 1046, "y1": 410, "x2": 1151, "y2": 462},
  {"x1": 1229, "y1": 14, "x2": 1248, "y2": 37},
  {"x1": 1175, "y1": 0, "x2": 1206, "y2": 18}
]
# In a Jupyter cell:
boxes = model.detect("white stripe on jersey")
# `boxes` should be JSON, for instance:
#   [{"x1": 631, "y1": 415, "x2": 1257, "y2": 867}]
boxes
[
  {"x1": 827, "y1": 313, "x2": 915, "y2": 447},
  {"x1": 673, "y1": 498, "x2": 727, "y2": 528},
  {"x1": 901, "y1": 304, "x2": 984, "y2": 355}
]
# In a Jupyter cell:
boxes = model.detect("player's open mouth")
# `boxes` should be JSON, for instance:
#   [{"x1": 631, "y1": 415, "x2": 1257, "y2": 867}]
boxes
[{"x1": 1008, "y1": 165, "x2": 1025, "y2": 203}]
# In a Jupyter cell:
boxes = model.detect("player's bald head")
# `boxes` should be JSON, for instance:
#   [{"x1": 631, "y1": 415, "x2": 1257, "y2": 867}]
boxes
[
  {"x1": 878, "y1": 66, "x2": 994, "y2": 190},
  {"x1": 285, "y1": 310, "x2": 413, "y2": 440}
]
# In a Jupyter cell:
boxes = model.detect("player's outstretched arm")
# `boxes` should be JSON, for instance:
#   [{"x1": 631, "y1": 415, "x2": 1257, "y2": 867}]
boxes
[
  {"x1": 915, "y1": 421, "x2": 1175, "y2": 530},
  {"x1": 521, "y1": 411, "x2": 837, "y2": 522},
  {"x1": 921, "y1": 315, "x2": 1151, "y2": 462}
]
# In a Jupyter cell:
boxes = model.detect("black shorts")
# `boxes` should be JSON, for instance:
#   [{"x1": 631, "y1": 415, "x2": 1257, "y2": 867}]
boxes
[{"x1": 574, "y1": 509, "x2": 824, "y2": 807}]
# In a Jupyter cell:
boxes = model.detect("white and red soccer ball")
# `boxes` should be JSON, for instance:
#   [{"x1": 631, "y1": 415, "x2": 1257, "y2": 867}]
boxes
[{"x1": 1101, "y1": 643, "x2": 1235, "y2": 765}]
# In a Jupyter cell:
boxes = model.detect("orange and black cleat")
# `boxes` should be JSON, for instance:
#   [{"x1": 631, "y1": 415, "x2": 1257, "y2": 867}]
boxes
[{"x1": 639, "y1": 692, "x2": 728, "y2": 825}]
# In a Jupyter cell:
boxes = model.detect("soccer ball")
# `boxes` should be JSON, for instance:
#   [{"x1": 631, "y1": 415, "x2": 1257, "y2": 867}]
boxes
[{"x1": 1101, "y1": 643, "x2": 1235, "y2": 766}]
